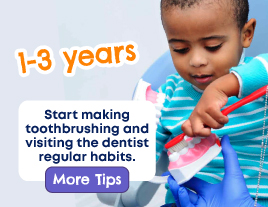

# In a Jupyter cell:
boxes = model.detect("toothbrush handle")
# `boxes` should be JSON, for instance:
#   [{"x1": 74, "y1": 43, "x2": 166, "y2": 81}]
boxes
[
  {"x1": 165, "y1": 85, "x2": 268, "y2": 149},
  {"x1": 221, "y1": 85, "x2": 268, "y2": 116}
]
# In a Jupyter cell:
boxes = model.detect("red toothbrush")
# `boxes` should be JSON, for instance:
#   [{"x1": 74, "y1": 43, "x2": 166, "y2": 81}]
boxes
[{"x1": 165, "y1": 85, "x2": 268, "y2": 150}]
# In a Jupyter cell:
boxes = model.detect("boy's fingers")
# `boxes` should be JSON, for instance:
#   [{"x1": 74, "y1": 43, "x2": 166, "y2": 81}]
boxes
[
  {"x1": 181, "y1": 120, "x2": 194, "y2": 137},
  {"x1": 200, "y1": 113, "x2": 224, "y2": 129},
  {"x1": 207, "y1": 108, "x2": 229, "y2": 125},
  {"x1": 191, "y1": 118, "x2": 211, "y2": 137},
  {"x1": 221, "y1": 135, "x2": 243, "y2": 177}
]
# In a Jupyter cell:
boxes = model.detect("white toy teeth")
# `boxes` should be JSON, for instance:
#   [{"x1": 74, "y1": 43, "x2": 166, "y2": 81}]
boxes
[
  {"x1": 149, "y1": 133, "x2": 222, "y2": 185},
  {"x1": 166, "y1": 133, "x2": 222, "y2": 185}
]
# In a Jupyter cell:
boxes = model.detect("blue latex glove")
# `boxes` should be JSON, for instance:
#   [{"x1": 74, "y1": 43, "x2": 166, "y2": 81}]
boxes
[{"x1": 166, "y1": 135, "x2": 264, "y2": 207}]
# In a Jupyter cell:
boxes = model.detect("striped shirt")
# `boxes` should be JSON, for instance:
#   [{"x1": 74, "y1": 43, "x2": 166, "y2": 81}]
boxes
[{"x1": 156, "y1": 54, "x2": 268, "y2": 205}]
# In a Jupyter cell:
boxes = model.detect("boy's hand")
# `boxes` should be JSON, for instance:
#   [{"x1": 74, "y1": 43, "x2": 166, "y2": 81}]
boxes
[{"x1": 181, "y1": 73, "x2": 240, "y2": 137}]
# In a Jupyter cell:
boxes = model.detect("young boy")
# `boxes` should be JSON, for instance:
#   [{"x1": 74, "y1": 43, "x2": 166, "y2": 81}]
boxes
[{"x1": 156, "y1": 0, "x2": 268, "y2": 205}]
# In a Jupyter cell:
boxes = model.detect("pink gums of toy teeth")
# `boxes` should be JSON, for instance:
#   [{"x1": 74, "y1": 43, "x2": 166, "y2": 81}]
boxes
[
  {"x1": 167, "y1": 133, "x2": 221, "y2": 185},
  {"x1": 133, "y1": 79, "x2": 165, "y2": 125},
  {"x1": 149, "y1": 85, "x2": 268, "y2": 185}
]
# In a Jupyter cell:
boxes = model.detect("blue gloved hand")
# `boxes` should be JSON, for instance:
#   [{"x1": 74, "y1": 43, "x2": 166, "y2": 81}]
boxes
[{"x1": 167, "y1": 135, "x2": 263, "y2": 207}]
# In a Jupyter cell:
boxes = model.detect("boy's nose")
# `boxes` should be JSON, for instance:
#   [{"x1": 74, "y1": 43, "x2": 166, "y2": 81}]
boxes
[{"x1": 189, "y1": 52, "x2": 208, "y2": 68}]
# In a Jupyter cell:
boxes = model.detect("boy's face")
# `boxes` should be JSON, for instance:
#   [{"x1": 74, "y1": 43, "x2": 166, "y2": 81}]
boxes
[{"x1": 162, "y1": 1, "x2": 244, "y2": 90}]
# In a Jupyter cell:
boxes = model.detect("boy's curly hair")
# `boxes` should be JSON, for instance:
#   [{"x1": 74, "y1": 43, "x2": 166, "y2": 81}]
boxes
[{"x1": 161, "y1": 0, "x2": 249, "y2": 30}]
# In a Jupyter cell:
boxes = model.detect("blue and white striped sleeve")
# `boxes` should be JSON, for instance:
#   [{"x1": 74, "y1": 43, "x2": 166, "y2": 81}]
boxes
[{"x1": 230, "y1": 54, "x2": 268, "y2": 98}]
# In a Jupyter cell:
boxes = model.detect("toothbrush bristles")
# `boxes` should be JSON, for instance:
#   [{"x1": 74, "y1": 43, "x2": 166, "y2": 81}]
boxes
[{"x1": 169, "y1": 139, "x2": 188, "y2": 153}]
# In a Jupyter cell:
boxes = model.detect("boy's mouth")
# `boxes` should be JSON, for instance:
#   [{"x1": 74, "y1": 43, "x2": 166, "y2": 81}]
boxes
[{"x1": 191, "y1": 74, "x2": 213, "y2": 84}]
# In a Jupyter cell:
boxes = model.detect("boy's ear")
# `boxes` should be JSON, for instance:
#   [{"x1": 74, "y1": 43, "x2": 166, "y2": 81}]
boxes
[{"x1": 242, "y1": 18, "x2": 256, "y2": 48}]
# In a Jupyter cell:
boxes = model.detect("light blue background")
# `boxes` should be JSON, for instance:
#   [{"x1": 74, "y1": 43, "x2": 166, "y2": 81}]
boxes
[{"x1": 1, "y1": 0, "x2": 267, "y2": 206}]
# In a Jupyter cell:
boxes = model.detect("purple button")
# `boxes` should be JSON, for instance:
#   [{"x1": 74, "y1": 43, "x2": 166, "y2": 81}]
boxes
[{"x1": 45, "y1": 167, "x2": 129, "y2": 193}]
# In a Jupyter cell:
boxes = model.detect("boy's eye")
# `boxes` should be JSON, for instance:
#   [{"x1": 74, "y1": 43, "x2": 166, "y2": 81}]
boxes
[
  {"x1": 205, "y1": 43, "x2": 223, "y2": 52},
  {"x1": 173, "y1": 48, "x2": 189, "y2": 54}
]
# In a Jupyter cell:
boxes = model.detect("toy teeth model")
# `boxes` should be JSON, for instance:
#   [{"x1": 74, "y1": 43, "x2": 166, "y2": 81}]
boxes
[
  {"x1": 133, "y1": 79, "x2": 165, "y2": 125},
  {"x1": 150, "y1": 85, "x2": 268, "y2": 185},
  {"x1": 164, "y1": 133, "x2": 222, "y2": 185}
]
